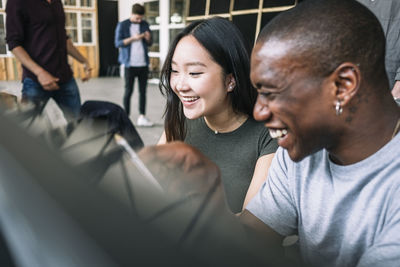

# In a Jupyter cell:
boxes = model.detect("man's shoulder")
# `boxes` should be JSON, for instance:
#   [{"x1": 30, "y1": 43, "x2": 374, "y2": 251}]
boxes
[
  {"x1": 140, "y1": 20, "x2": 150, "y2": 28},
  {"x1": 119, "y1": 19, "x2": 130, "y2": 26},
  {"x1": 6, "y1": 0, "x2": 24, "y2": 10}
]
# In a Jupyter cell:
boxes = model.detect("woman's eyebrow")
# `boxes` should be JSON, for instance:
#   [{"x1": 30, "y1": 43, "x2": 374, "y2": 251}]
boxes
[{"x1": 171, "y1": 60, "x2": 206, "y2": 67}]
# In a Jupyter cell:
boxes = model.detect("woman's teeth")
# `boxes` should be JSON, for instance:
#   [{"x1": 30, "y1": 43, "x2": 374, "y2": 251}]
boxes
[
  {"x1": 182, "y1": 96, "x2": 199, "y2": 102},
  {"x1": 269, "y1": 129, "x2": 288, "y2": 139}
]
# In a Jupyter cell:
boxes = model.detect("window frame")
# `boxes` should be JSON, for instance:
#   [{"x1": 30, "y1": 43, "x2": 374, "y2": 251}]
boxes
[
  {"x1": 186, "y1": 0, "x2": 298, "y2": 45},
  {"x1": 0, "y1": 11, "x2": 12, "y2": 57},
  {"x1": 63, "y1": 6, "x2": 96, "y2": 46},
  {"x1": 62, "y1": 0, "x2": 94, "y2": 9}
]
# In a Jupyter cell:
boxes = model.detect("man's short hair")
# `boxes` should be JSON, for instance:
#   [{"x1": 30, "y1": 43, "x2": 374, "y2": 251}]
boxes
[
  {"x1": 257, "y1": 0, "x2": 386, "y2": 86},
  {"x1": 132, "y1": 3, "x2": 145, "y2": 15}
]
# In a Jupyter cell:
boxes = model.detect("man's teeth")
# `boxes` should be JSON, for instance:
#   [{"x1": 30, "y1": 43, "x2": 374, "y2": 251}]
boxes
[
  {"x1": 182, "y1": 96, "x2": 199, "y2": 102},
  {"x1": 270, "y1": 129, "x2": 288, "y2": 139}
]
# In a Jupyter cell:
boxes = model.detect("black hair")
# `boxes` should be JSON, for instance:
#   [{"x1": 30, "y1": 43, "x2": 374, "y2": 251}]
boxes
[
  {"x1": 159, "y1": 17, "x2": 256, "y2": 141},
  {"x1": 257, "y1": 0, "x2": 387, "y2": 85},
  {"x1": 132, "y1": 3, "x2": 145, "y2": 15}
]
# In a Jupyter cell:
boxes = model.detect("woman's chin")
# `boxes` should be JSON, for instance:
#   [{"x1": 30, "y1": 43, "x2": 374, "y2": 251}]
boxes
[{"x1": 183, "y1": 109, "x2": 202, "y2": 120}]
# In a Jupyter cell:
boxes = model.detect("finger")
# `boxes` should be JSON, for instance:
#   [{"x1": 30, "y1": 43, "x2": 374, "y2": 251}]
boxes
[{"x1": 46, "y1": 82, "x2": 59, "y2": 91}]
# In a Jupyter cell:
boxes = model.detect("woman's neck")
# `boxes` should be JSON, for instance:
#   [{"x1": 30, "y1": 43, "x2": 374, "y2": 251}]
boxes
[{"x1": 204, "y1": 110, "x2": 248, "y2": 134}]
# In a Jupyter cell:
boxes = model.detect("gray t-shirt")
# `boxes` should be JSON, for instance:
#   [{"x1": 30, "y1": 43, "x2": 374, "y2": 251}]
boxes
[
  {"x1": 129, "y1": 23, "x2": 146, "y2": 67},
  {"x1": 247, "y1": 133, "x2": 400, "y2": 267},
  {"x1": 185, "y1": 117, "x2": 278, "y2": 213}
]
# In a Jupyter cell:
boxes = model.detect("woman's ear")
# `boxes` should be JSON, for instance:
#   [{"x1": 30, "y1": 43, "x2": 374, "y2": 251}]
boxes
[
  {"x1": 225, "y1": 74, "x2": 236, "y2": 92},
  {"x1": 331, "y1": 62, "x2": 360, "y2": 107}
]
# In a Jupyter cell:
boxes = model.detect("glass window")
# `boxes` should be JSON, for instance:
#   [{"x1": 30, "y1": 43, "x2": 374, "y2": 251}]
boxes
[
  {"x1": 232, "y1": 14, "x2": 258, "y2": 48},
  {"x1": 209, "y1": 0, "x2": 230, "y2": 14},
  {"x1": 81, "y1": 13, "x2": 93, "y2": 43},
  {"x1": 0, "y1": 0, "x2": 3, "y2": 9},
  {"x1": 263, "y1": 0, "x2": 295, "y2": 8},
  {"x1": 188, "y1": 0, "x2": 206, "y2": 17},
  {"x1": 149, "y1": 57, "x2": 160, "y2": 79},
  {"x1": 261, "y1": 12, "x2": 280, "y2": 28},
  {"x1": 80, "y1": 0, "x2": 92, "y2": 7},
  {"x1": 169, "y1": 28, "x2": 182, "y2": 45},
  {"x1": 64, "y1": 0, "x2": 77, "y2": 6},
  {"x1": 144, "y1": 1, "x2": 159, "y2": 25},
  {"x1": 170, "y1": 0, "x2": 186, "y2": 24},
  {"x1": 0, "y1": 14, "x2": 6, "y2": 54},
  {"x1": 65, "y1": 12, "x2": 78, "y2": 42},
  {"x1": 234, "y1": 0, "x2": 259, "y2": 10},
  {"x1": 149, "y1": 30, "x2": 159, "y2": 52}
]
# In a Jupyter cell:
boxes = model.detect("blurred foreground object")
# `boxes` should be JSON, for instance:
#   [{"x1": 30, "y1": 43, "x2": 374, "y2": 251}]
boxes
[
  {"x1": 0, "y1": 104, "x2": 282, "y2": 266},
  {"x1": 0, "y1": 112, "x2": 196, "y2": 266}
]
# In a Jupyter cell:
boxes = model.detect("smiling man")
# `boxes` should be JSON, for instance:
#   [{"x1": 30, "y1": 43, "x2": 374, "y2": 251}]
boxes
[
  {"x1": 245, "y1": 0, "x2": 400, "y2": 265},
  {"x1": 138, "y1": 0, "x2": 400, "y2": 266}
]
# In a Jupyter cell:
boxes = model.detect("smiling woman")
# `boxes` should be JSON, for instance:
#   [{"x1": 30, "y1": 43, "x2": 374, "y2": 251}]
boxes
[{"x1": 157, "y1": 17, "x2": 278, "y2": 213}]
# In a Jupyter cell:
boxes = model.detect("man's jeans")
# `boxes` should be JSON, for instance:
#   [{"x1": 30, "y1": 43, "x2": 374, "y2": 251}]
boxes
[{"x1": 22, "y1": 77, "x2": 81, "y2": 119}]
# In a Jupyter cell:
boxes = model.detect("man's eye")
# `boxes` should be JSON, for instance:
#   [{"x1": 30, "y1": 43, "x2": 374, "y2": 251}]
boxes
[
  {"x1": 259, "y1": 91, "x2": 272, "y2": 97},
  {"x1": 258, "y1": 91, "x2": 277, "y2": 101}
]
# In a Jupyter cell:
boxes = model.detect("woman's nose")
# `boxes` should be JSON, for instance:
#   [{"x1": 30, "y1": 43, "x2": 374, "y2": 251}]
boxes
[{"x1": 174, "y1": 75, "x2": 188, "y2": 91}]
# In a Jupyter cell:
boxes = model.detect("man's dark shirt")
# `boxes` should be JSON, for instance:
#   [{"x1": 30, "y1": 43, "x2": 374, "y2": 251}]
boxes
[{"x1": 6, "y1": 0, "x2": 73, "y2": 84}]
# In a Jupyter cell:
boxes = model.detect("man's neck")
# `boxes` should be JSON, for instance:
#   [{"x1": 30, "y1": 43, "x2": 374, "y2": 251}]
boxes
[{"x1": 329, "y1": 101, "x2": 400, "y2": 165}]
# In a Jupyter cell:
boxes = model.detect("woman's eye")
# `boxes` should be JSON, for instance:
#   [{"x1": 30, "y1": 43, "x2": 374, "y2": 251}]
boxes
[
  {"x1": 189, "y1": 72, "x2": 203, "y2": 76},
  {"x1": 170, "y1": 69, "x2": 178, "y2": 73}
]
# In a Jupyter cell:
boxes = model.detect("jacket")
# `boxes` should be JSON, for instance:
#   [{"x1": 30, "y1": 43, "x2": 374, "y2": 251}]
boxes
[{"x1": 114, "y1": 19, "x2": 152, "y2": 67}]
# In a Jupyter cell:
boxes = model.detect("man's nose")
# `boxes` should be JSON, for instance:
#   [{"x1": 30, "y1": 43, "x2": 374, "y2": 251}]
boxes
[{"x1": 253, "y1": 95, "x2": 271, "y2": 122}]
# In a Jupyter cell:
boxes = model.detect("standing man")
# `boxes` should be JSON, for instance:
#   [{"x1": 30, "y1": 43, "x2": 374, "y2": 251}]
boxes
[
  {"x1": 356, "y1": 0, "x2": 400, "y2": 100},
  {"x1": 5, "y1": 0, "x2": 92, "y2": 120},
  {"x1": 115, "y1": 3, "x2": 154, "y2": 127}
]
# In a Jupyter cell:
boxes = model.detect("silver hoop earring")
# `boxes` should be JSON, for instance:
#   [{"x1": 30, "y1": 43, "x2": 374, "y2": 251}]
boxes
[{"x1": 335, "y1": 100, "x2": 343, "y2": 116}]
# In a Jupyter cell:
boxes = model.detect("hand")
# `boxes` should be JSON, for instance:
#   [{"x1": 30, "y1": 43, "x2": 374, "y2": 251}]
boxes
[
  {"x1": 37, "y1": 70, "x2": 59, "y2": 91},
  {"x1": 81, "y1": 63, "x2": 92, "y2": 82},
  {"x1": 132, "y1": 33, "x2": 145, "y2": 41},
  {"x1": 138, "y1": 142, "x2": 222, "y2": 198},
  {"x1": 392, "y1": 80, "x2": 400, "y2": 99},
  {"x1": 143, "y1": 31, "x2": 151, "y2": 42}
]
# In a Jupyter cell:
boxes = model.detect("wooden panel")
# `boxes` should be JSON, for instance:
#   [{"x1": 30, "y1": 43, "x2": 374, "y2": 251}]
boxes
[
  {"x1": 0, "y1": 57, "x2": 23, "y2": 81},
  {"x1": 78, "y1": 46, "x2": 87, "y2": 78},
  {"x1": 87, "y1": 45, "x2": 98, "y2": 77},
  {"x1": 0, "y1": 58, "x2": 7, "y2": 80},
  {"x1": 68, "y1": 45, "x2": 98, "y2": 80},
  {"x1": 6, "y1": 57, "x2": 15, "y2": 80},
  {"x1": 16, "y1": 59, "x2": 22, "y2": 80}
]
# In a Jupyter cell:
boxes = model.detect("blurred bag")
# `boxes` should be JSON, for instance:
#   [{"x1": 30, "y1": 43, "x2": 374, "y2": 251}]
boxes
[{"x1": 80, "y1": 100, "x2": 144, "y2": 151}]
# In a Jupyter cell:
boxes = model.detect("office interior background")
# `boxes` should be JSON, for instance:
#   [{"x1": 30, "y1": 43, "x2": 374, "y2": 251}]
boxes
[{"x1": 0, "y1": 0, "x2": 300, "y2": 82}]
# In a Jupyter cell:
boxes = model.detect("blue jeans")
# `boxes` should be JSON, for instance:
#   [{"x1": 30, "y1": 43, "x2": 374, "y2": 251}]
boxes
[{"x1": 22, "y1": 77, "x2": 81, "y2": 119}]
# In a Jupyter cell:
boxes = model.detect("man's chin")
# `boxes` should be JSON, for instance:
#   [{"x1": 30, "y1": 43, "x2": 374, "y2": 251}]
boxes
[
  {"x1": 287, "y1": 145, "x2": 324, "y2": 162},
  {"x1": 287, "y1": 148, "x2": 308, "y2": 163}
]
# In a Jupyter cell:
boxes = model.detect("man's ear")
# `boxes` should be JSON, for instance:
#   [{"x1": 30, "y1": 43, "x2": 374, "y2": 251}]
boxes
[
  {"x1": 225, "y1": 74, "x2": 236, "y2": 92},
  {"x1": 331, "y1": 62, "x2": 360, "y2": 107}
]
